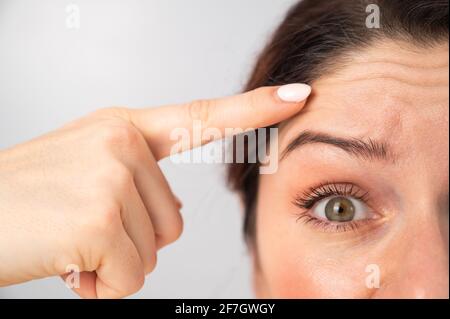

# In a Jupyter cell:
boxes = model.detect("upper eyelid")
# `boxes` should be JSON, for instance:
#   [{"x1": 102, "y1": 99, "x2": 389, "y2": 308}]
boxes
[{"x1": 294, "y1": 182, "x2": 370, "y2": 209}]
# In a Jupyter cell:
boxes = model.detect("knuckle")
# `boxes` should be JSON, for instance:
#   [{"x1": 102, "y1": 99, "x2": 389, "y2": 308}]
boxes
[
  {"x1": 111, "y1": 164, "x2": 134, "y2": 190},
  {"x1": 187, "y1": 99, "x2": 211, "y2": 124},
  {"x1": 245, "y1": 89, "x2": 263, "y2": 115},
  {"x1": 171, "y1": 212, "x2": 184, "y2": 241},
  {"x1": 96, "y1": 122, "x2": 141, "y2": 151},
  {"x1": 105, "y1": 270, "x2": 145, "y2": 299},
  {"x1": 93, "y1": 161, "x2": 134, "y2": 194},
  {"x1": 144, "y1": 253, "x2": 157, "y2": 275},
  {"x1": 85, "y1": 201, "x2": 122, "y2": 236},
  {"x1": 127, "y1": 272, "x2": 145, "y2": 296},
  {"x1": 162, "y1": 211, "x2": 184, "y2": 246}
]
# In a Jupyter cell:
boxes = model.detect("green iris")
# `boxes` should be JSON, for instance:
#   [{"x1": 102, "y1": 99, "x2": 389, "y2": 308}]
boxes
[{"x1": 324, "y1": 197, "x2": 355, "y2": 222}]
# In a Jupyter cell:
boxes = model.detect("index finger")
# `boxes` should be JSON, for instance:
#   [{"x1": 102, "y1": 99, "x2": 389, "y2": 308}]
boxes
[{"x1": 128, "y1": 84, "x2": 312, "y2": 160}]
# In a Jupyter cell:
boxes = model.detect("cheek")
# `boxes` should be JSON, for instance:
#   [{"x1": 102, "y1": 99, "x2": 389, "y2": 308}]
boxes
[{"x1": 255, "y1": 177, "x2": 375, "y2": 298}]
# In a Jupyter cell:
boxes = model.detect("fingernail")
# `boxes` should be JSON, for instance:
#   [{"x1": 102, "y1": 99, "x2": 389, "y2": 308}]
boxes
[{"x1": 277, "y1": 83, "x2": 312, "y2": 102}]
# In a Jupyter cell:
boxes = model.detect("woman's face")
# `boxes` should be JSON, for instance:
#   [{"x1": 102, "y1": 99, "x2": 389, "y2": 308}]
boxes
[{"x1": 254, "y1": 40, "x2": 449, "y2": 298}]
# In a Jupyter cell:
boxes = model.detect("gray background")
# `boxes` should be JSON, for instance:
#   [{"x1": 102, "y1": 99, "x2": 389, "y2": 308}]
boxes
[{"x1": 0, "y1": 0, "x2": 297, "y2": 298}]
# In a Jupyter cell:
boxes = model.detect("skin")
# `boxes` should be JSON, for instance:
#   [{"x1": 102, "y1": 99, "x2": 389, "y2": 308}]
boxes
[
  {"x1": 254, "y1": 40, "x2": 449, "y2": 298},
  {"x1": 0, "y1": 85, "x2": 310, "y2": 298}
]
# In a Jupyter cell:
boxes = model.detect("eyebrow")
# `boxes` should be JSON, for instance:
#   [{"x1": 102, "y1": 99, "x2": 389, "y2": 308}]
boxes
[{"x1": 281, "y1": 130, "x2": 393, "y2": 162}]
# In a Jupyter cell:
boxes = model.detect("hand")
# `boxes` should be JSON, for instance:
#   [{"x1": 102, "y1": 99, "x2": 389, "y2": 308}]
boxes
[{"x1": 0, "y1": 84, "x2": 311, "y2": 298}]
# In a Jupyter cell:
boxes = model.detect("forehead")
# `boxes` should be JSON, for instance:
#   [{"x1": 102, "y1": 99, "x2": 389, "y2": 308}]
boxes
[{"x1": 280, "y1": 41, "x2": 449, "y2": 156}]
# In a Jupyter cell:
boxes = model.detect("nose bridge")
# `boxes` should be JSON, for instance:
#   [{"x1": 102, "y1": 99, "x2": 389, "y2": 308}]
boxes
[{"x1": 375, "y1": 205, "x2": 449, "y2": 299}]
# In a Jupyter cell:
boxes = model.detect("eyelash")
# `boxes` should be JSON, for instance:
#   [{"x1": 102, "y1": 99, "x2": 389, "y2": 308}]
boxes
[{"x1": 293, "y1": 182, "x2": 371, "y2": 233}]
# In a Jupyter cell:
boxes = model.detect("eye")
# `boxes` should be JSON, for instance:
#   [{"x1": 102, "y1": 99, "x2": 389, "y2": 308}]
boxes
[
  {"x1": 293, "y1": 183, "x2": 381, "y2": 232},
  {"x1": 312, "y1": 196, "x2": 369, "y2": 222}
]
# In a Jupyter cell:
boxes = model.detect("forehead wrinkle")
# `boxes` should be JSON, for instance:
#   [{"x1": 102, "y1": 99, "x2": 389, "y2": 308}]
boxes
[
  {"x1": 278, "y1": 40, "x2": 447, "y2": 169},
  {"x1": 323, "y1": 74, "x2": 448, "y2": 89},
  {"x1": 326, "y1": 67, "x2": 448, "y2": 89},
  {"x1": 316, "y1": 60, "x2": 448, "y2": 90},
  {"x1": 347, "y1": 59, "x2": 448, "y2": 70},
  {"x1": 319, "y1": 41, "x2": 449, "y2": 88},
  {"x1": 278, "y1": 80, "x2": 409, "y2": 165},
  {"x1": 282, "y1": 78, "x2": 408, "y2": 136}
]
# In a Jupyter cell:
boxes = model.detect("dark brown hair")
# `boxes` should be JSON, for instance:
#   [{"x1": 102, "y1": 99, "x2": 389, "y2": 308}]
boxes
[{"x1": 227, "y1": 0, "x2": 449, "y2": 245}]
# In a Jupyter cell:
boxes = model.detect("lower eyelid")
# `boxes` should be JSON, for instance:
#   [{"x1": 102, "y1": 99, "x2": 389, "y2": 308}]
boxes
[{"x1": 297, "y1": 214, "x2": 377, "y2": 234}]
